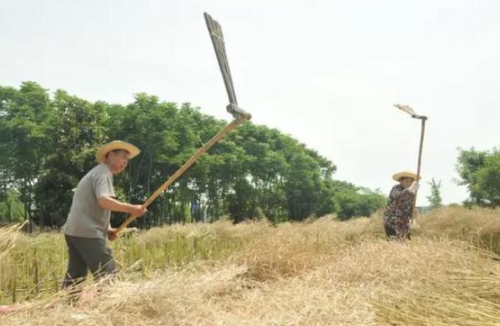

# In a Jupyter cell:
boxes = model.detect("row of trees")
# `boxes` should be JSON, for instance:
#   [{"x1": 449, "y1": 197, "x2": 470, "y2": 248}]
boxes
[{"x1": 0, "y1": 82, "x2": 387, "y2": 229}]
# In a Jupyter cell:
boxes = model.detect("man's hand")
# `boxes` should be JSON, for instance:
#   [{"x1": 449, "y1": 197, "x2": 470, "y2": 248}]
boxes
[
  {"x1": 107, "y1": 228, "x2": 119, "y2": 241},
  {"x1": 129, "y1": 205, "x2": 147, "y2": 217}
]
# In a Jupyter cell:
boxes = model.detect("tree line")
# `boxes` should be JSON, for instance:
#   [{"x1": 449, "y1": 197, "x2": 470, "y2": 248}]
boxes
[{"x1": 0, "y1": 82, "x2": 387, "y2": 229}]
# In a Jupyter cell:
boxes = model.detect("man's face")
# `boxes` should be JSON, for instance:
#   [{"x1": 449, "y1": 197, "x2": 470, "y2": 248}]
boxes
[{"x1": 106, "y1": 150, "x2": 130, "y2": 174}]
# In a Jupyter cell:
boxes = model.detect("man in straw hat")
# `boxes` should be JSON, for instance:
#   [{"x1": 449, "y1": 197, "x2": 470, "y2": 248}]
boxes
[
  {"x1": 383, "y1": 171, "x2": 420, "y2": 240},
  {"x1": 62, "y1": 141, "x2": 147, "y2": 291}
]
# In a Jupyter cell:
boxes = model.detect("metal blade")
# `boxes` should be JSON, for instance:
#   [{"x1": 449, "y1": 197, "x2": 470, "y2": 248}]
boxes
[
  {"x1": 394, "y1": 104, "x2": 416, "y2": 116},
  {"x1": 204, "y1": 13, "x2": 238, "y2": 106},
  {"x1": 204, "y1": 13, "x2": 251, "y2": 120}
]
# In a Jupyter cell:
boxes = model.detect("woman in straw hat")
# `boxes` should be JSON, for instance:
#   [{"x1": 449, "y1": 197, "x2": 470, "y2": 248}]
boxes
[
  {"x1": 383, "y1": 171, "x2": 420, "y2": 240},
  {"x1": 62, "y1": 141, "x2": 147, "y2": 292}
]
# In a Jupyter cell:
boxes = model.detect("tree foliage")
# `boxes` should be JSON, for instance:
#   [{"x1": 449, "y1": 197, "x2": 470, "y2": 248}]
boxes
[
  {"x1": 0, "y1": 82, "x2": 386, "y2": 228},
  {"x1": 457, "y1": 147, "x2": 500, "y2": 207},
  {"x1": 426, "y1": 178, "x2": 443, "y2": 209}
]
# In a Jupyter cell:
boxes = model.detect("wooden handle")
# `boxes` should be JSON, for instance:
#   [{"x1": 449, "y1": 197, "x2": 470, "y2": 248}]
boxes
[
  {"x1": 115, "y1": 117, "x2": 247, "y2": 234},
  {"x1": 411, "y1": 118, "x2": 426, "y2": 220}
]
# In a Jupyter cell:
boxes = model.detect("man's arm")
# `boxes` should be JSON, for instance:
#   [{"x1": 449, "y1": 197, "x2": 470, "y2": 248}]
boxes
[
  {"x1": 99, "y1": 196, "x2": 147, "y2": 242},
  {"x1": 98, "y1": 196, "x2": 147, "y2": 217}
]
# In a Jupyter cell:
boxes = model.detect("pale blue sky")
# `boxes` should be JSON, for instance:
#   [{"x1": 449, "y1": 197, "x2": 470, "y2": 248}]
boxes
[{"x1": 1, "y1": 0, "x2": 499, "y2": 205}]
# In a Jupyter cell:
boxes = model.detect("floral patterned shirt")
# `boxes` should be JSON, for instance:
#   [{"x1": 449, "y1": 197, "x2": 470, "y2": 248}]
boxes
[{"x1": 383, "y1": 184, "x2": 415, "y2": 226}]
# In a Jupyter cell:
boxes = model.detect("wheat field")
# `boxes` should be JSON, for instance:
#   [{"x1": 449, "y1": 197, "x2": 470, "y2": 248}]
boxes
[{"x1": 2, "y1": 207, "x2": 500, "y2": 326}]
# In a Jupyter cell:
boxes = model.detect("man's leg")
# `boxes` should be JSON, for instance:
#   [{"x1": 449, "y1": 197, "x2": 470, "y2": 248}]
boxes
[
  {"x1": 76, "y1": 237, "x2": 117, "y2": 281},
  {"x1": 62, "y1": 235, "x2": 89, "y2": 297}
]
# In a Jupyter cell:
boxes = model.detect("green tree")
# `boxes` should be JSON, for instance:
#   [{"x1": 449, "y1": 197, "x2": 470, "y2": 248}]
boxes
[
  {"x1": 456, "y1": 147, "x2": 500, "y2": 207},
  {"x1": 0, "y1": 82, "x2": 51, "y2": 231},
  {"x1": 34, "y1": 90, "x2": 107, "y2": 228},
  {"x1": 475, "y1": 151, "x2": 500, "y2": 207},
  {"x1": 0, "y1": 188, "x2": 24, "y2": 223},
  {"x1": 426, "y1": 178, "x2": 443, "y2": 209},
  {"x1": 456, "y1": 148, "x2": 488, "y2": 205},
  {"x1": 332, "y1": 181, "x2": 386, "y2": 221}
]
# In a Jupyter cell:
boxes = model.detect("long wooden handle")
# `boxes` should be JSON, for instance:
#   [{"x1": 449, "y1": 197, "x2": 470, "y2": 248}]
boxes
[
  {"x1": 411, "y1": 119, "x2": 426, "y2": 220},
  {"x1": 115, "y1": 117, "x2": 247, "y2": 234}
]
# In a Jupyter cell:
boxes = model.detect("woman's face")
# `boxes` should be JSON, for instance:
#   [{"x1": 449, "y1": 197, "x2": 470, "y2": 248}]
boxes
[{"x1": 400, "y1": 177, "x2": 414, "y2": 189}]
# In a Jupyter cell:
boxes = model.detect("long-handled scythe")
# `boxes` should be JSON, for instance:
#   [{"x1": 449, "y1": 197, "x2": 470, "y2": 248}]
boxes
[
  {"x1": 394, "y1": 104, "x2": 428, "y2": 221},
  {"x1": 115, "y1": 13, "x2": 251, "y2": 234}
]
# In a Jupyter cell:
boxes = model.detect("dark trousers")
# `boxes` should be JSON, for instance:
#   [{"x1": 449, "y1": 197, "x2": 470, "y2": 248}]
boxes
[{"x1": 62, "y1": 235, "x2": 116, "y2": 290}]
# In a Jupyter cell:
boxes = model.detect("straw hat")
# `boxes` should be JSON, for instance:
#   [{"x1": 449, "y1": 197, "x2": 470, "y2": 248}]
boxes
[
  {"x1": 392, "y1": 171, "x2": 421, "y2": 182},
  {"x1": 96, "y1": 141, "x2": 140, "y2": 163}
]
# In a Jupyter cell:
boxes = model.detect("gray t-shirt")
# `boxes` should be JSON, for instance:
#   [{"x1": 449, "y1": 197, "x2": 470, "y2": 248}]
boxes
[{"x1": 64, "y1": 164, "x2": 116, "y2": 239}]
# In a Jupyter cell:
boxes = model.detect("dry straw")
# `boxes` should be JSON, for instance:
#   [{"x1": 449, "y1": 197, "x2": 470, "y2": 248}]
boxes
[{"x1": 2, "y1": 207, "x2": 500, "y2": 325}]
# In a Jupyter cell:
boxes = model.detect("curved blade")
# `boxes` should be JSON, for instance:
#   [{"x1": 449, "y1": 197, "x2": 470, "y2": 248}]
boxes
[
  {"x1": 394, "y1": 104, "x2": 416, "y2": 116},
  {"x1": 204, "y1": 12, "x2": 238, "y2": 106}
]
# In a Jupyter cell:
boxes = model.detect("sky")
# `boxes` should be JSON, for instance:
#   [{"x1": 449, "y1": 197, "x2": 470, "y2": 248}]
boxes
[{"x1": 1, "y1": 0, "x2": 499, "y2": 206}]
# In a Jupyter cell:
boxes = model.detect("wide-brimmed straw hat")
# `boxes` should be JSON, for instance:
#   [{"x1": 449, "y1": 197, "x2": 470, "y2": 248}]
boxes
[
  {"x1": 96, "y1": 141, "x2": 140, "y2": 163},
  {"x1": 392, "y1": 171, "x2": 421, "y2": 182}
]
